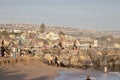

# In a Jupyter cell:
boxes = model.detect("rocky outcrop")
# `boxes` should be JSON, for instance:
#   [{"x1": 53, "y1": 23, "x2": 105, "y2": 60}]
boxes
[
  {"x1": 1, "y1": 47, "x2": 119, "y2": 72},
  {"x1": 35, "y1": 48, "x2": 120, "y2": 71},
  {"x1": 106, "y1": 54, "x2": 120, "y2": 71}
]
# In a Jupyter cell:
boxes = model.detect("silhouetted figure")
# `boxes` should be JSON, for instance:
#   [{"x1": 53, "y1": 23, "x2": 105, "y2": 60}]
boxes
[
  {"x1": 1, "y1": 45, "x2": 5, "y2": 57},
  {"x1": 2, "y1": 40, "x2": 4, "y2": 45},
  {"x1": 89, "y1": 44, "x2": 91, "y2": 49},
  {"x1": 85, "y1": 76, "x2": 91, "y2": 80},
  {"x1": 73, "y1": 41, "x2": 78, "y2": 50},
  {"x1": 58, "y1": 42, "x2": 63, "y2": 49}
]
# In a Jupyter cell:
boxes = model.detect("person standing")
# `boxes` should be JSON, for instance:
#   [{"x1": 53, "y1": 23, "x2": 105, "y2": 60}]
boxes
[
  {"x1": 12, "y1": 46, "x2": 17, "y2": 58},
  {"x1": 1, "y1": 45, "x2": 5, "y2": 57},
  {"x1": 2, "y1": 40, "x2": 4, "y2": 45},
  {"x1": 104, "y1": 65, "x2": 108, "y2": 76}
]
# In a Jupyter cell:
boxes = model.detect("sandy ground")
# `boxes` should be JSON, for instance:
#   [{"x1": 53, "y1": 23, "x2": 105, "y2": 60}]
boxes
[
  {"x1": 0, "y1": 59, "x2": 76, "y2": 80},
  {"x1": 1, "y1": 59, "x2": 119, "y2": 80}
]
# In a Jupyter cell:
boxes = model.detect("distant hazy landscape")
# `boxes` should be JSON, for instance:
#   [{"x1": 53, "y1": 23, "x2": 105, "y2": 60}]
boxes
[{"x1": 0, "y1": 0, "x2": 120, "y2": 80}]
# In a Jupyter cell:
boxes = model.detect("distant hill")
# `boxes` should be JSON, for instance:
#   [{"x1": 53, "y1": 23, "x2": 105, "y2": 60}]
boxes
[{"x1": 0, "y1": 23, "x2": 120, "y2": 38}]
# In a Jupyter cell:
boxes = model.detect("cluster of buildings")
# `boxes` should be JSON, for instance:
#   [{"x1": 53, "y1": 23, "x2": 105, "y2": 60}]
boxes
[
  {"x1": 0, "y1": 23, "x2": 120, "y2": 49},
  {"x1": 0, "y1": 27, "x2": 99, "y2": 49}
]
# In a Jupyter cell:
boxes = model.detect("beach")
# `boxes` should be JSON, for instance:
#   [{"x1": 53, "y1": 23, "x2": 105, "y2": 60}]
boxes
[
  {"x1": 0, "y1": 58, "x2": 75, "y2": 80},
  {"x1": 0, "y1": 58, "x2": 120, "y2": 80},
  {"x1": 0, "y1": 61, "x2": 59, "y2": 80}
]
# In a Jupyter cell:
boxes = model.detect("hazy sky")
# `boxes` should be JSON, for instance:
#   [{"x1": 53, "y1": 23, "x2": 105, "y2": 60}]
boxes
[{"x1": 0, "y1": 0, "x2": 120, "y2": 31}]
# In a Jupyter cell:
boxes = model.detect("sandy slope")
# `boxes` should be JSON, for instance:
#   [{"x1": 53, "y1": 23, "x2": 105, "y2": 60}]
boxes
[
  {"x1": 0, "y1": 57, "x2": 119, "y2": 80},
  {"x1": 0, "y1": 60, "x2": 74, "y2": 80}
]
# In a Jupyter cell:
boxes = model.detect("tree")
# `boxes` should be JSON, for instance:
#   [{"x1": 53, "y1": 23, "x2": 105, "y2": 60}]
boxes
[
  {"x1": 58, "y1": 31, "x2": 65, "y2": 35},
  {"x1": 58, "y1": 31, "x2": 65, "y2": 42},
  {"x1": 79, "y1": 32, "x2": 83, "y2": 36},
  {"x1": 40, "y1": 23, "x2": 45, "y2": 33}
]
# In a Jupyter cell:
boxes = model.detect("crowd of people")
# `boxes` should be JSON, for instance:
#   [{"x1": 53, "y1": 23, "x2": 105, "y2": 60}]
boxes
[{"x1": 0, "y1": 40, "x2": 17, "y2": 58}]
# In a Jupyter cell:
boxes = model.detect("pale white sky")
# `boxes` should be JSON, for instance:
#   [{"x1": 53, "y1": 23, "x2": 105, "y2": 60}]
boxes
[{"x1": 0, "y1": 0, "x2": 120, "y2": 31}]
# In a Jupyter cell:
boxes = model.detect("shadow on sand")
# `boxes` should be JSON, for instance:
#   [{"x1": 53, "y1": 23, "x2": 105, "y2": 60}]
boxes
[
  {"x1": 0, "y1": 67, "x2": 53, "y2": 80},
  {"x1": 0, "y1": 67, "x2": 28, "y2": 80},
  {"x1": 32, "y1": 76, "x2": 52, "y2": 80}
]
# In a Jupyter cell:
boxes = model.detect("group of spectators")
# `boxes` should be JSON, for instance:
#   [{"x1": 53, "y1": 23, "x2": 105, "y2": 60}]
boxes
[{"x1": 0, "y1": 40, "x2": 18, "y2": 58}]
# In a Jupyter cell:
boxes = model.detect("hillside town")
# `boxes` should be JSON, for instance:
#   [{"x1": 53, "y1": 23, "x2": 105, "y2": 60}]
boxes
[
  {"x1": 0, "y1": 23, "x2": 120, "y2": 72},
  {"x1": 0, "y1": 23, "x2": 120, "y2": 48}
]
